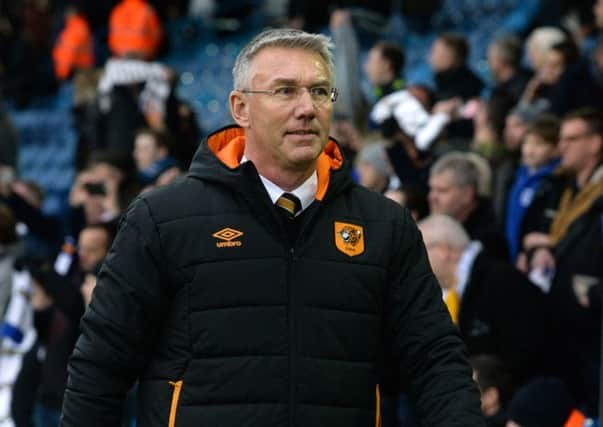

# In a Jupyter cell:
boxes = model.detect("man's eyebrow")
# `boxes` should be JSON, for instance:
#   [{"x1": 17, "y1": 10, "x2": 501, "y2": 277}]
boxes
[{"x1": 268, "y1": 78, "x2": 331, "y2": 87}]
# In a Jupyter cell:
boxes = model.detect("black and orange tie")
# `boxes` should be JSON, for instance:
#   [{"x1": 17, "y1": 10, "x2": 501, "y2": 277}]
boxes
[{"x1": 275, "y1": 193, "x2": 301, "y2": 219}]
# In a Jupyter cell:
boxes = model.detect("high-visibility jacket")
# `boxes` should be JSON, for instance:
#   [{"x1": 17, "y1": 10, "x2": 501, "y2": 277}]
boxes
[
  {"x1": 52, "y1": 14, "x2": 94, "y2": 80},
  {"x1": 108, "y1": 0, "x2": 162, "y2": 60}
]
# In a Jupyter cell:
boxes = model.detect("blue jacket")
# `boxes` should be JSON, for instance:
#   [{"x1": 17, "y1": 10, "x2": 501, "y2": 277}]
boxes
[{"x1": 505, "y1": 158, "x2": 560, "y2": 261}]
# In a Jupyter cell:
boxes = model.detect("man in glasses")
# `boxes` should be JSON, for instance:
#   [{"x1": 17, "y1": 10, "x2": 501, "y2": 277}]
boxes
[{"x1": 60, "y1": 29, "x2": 483, "y2": 427}]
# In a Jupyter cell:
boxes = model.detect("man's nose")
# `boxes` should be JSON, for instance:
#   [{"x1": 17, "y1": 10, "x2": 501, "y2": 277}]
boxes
[{"x1": 293, "y1": 88, "x2": 316, "y2": 117}]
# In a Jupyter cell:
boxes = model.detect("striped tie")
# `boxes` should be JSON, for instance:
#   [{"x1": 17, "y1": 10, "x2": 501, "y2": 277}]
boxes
[{"x1": 276, "y1": 193, "x2": 301, "y2": 219}]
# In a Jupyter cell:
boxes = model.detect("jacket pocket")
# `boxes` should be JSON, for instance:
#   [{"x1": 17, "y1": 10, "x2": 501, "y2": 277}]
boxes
[
  {"x1": 375, "y1": 384, "x2": 381, "y2": 427},
  {"x1": 168, "y1": 380, "x2": 183, "y2": 427}
]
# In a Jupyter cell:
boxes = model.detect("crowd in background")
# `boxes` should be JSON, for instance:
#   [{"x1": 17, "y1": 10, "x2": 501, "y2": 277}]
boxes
[{"x1": 0, "y1": 1, "x2": 602, "y2": 427}]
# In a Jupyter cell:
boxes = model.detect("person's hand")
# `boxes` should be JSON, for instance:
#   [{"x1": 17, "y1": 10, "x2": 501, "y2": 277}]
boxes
[
  {"x1": 100, "y1": 178, "x2": 120, "y2": 218},
  {"x1": 530, "y1": 247, "x2": 555, "y2": 273},
  {"x1": 69, "y1": 170, "x2": 95, "y2": 207},
  {"x1": 523, "y1": 232, "x2": 550, "y2": 251},
  {"x1": 521, "y1": 76, "x2": 543, "y2": 103},
  {"x1": 432, "y1": 97, "x2": 462, "y2": 117},
  {"x1": 516, "y1": 252, "x2": 528, "y2": 273}
]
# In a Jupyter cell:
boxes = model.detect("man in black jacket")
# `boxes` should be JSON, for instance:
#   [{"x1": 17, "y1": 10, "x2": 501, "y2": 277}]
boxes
[{"x1": 60, "y1": 28, "x2": 484, "y2": 427}]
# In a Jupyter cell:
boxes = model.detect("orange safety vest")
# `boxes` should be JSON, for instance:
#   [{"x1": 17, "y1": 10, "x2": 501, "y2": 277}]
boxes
[
  {"x1": 52, "y1": 14, "x2": 94, "y2": 80},
  {"x1": 108, "y1": 0, "x2": 162, "y2": 60}
]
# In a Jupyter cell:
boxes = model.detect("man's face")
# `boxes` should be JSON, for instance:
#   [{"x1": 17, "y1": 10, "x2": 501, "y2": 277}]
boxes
[
  {"x1": 231, "y1": 47, "x2": 333, "y2": 176},
  {"x1": 429, "y1": 39, "x2": 456, "y2": 73},
  {"x1": 487, "y1": 45, "x2": 504, "y2": 81},
  {"x1": 595, "y1": 0, "x2": 603, "y2": 29},
  {"x1": 78, "y1": 228, "x2": 109, "y2": 273},
  {"x1": 558, "y1": 118, "x2": 602, "y2": 172},
  {"x1": 363, "y1": 47, "x2": 391, "y2": 86},
  {"x1": 504, "y1": 114, "x2": 527, "y2": 152},
  {"x1": 419, "y1": 226, "x2": 454, "y2": 289},
  {"x1": 134, "y1": 133, "x2": 165, "y2": 171},
  {"x1": 539, "y1": 50, "x2": 564, "y2": 85},
  {"x1": 428, "y1": 171, "x2": 473, "y2": 221}
]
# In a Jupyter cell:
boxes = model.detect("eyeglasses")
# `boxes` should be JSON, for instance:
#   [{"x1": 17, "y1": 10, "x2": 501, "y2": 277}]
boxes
[
  {"x1": 559, "y1": 131, "x2": 595, "y2": 144},
  {"x1": 239, "y1": 85, "x2": 338, "y2": 106}
]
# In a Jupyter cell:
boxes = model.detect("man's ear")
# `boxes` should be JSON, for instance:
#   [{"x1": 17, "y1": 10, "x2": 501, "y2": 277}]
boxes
[{"x1": 229, "y1": 90, "x2": 250, "y2": 128}]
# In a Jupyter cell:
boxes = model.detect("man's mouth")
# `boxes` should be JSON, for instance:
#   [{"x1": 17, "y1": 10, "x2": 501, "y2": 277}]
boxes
[{"x1": 286, "y1": 129, "x2": 318, "y2": 136}]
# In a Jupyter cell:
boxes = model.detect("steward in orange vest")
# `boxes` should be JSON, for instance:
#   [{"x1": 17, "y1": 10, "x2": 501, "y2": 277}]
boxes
[
  {"x1": 108, "y1": 0, "x2": 162, "y2": 60},
  {"x1": 52, "y1": 7, "x2": 94, "y2": 80}
]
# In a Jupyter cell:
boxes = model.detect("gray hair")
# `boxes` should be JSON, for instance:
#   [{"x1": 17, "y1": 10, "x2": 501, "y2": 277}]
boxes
[
  {"x1": 419, "y1": 214, "x2": 470, "y2": 250},
  {"x1": 232, "y1": 28, "x2": 335, "y2": 90},
  {"x1": 525, "y1": 27, "x2": 566, "y2": 69},
  {"x1": 430, "y1": 152, "x2": 480, "y2": 191}
]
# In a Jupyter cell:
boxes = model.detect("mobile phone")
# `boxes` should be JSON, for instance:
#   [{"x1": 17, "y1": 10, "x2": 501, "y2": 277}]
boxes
[{"x1": 84, "y1": 182, "x2": 106, "y2": 195}]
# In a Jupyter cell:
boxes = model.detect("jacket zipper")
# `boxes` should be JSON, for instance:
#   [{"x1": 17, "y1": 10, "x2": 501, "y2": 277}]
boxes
[
  {"x1": 168, "y1": 380, "x2": 183, "y2": 427},
  {"x1": 375, "y1": 384, "x2": 381, "y2": 427}
]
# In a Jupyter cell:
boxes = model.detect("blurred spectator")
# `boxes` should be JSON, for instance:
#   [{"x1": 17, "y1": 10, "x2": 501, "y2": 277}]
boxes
[
  {"x1": 77, "y1": 224, "x2": 113, "y2": 276},
  {"x1": 524, "y1": 26, "x2": 566, "y2": 73},
  {"x1": 0, "y1": 203, "x2": 20, "y2": 320},
  {"x1": 133, "y1": 128, "x2": 178, "y2": 186},
  {"x1": 526, "y1": 109, "x2": 602, "y2": 414},
  {"x1": 52, "y1": 5, "x2": 94, "y2": 81},
  {"x1": 594, "y1": 0, "x2": 603, "y2": 31},
  {"x1": 506, "y1": 377, "x2": 593, "y2": 427},
  {"x1": 384, "y1": 184, "x2": 429, "y2": 221},
  {"x1": 471, "y1": 355, "x2": 513, "y2": 427},
  {"x1": 14, "y1": 260, "x2": 84, "y2": 427},
  {"x1": 523, "y1": 38, "x2": 603, "y2": 115},
  {"x1": 364, "y1": 40, "x2": 405, "y2": 102},
  {"x1": 0, "y1": 104, "x2": 18, "y2": 168},
  {"x1": 0, "y1": 180, "x2": 64, "y2": 258},
  {"x1": 68, "y1": 150, "x2": 138, "y2": 236},
  {"x1": 108, "y1": 0, "x2": 163, "y2": 60},
  {"x1": 505, "y1": 115, "x2": 560, "y2": 262},
  {"x1": 488, "y1": 35, "x2": 532, "y2": 105},
  {"x1": 79, "y1": 261, "x2": 101, "y2": 307},
  {"x1": 492, "y1": 103, "x2": 548, "y2": 223},
  {"x1": 418, "y1": 214, "x2": 546, "y2": 384},
  {"x1": 354, "y1": 142, "x2": 399, "y2": 194},
  {"x1": 429, "y1": 32, "x2": 484, "y2": 102},
  {"x1": 428, "y1": 152, "x2": 509, "y2": 260},
  {"x1": 429, "y1": 32, "x2": 483, "y2": 141}
]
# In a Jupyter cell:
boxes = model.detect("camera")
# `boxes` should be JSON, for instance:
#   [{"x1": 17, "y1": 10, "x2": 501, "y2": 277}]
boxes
[{"x1": 84, "y1": 182, "x2": 106, "y2": 196}]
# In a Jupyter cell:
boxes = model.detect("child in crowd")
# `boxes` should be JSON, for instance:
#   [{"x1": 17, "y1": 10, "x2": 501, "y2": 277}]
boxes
[{"x1": 504, "y1": 114, "x2": 560, "y2": 262}]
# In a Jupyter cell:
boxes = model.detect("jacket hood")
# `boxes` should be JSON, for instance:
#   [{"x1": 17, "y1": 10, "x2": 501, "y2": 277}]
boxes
[{"x1": 188, "y1": 125, "x2": 352, "y2": 201}]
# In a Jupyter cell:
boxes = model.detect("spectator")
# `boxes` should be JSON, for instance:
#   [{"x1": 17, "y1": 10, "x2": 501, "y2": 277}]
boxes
[
  {"x1": 506, "y1": 377, "x2": 594, "y2": 427},
  {"x1": 488, "y1": 35, "x2": 532, "y2": 105},
  {"x1": 52, "y1": 5, "x2": 94, "y2": 81},
  {"x1": 505, "y1": 115, "x2": 560, "y2": 262},
  {"x1": 133, "y1": 128, "x2": 178, "y2": 186},
  {"x1": 354, "y1": 142, "x2": 399, "y2": 194},
  {"x1": 108, "y1": 0, "x2": 163, "y2": 60},
  {"x1": 471, "y1": 355, "x2": 513, "y2": 427},
  {"x1": 384, "y1": 184, "x2": 429, "y2": 221},
  {"x1": 492, "y1": 103, "x2": 547, "y2": 223},
  {"x1": 429, "y1": 32, "x2": 484, "y2": 102},
  {"x1": 428, "y1": 152, "x2": 509, "y2": 260},
  {"x1": 524, "y1": 27, "x2": 566, "y2": 73},
  {"x1": 526, "y1": 109, "x2": 603, "y2": 414},
  {"x1": 418, "y1": 215, "x2": 547, "y2": 384},
  {"x1": 364, "y1": 40, "x2": 405, "y2": 101}
]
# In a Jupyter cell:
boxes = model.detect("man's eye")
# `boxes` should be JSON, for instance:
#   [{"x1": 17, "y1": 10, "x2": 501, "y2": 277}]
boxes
[
  {"x1": 311, "y1": 87, "x2": 329, "y2": 97},
  {"x1": 274, "y1": 86, "x2": 296, "y2": 96}
]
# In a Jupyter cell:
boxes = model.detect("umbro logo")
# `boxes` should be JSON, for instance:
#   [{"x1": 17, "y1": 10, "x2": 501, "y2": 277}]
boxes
[{"x1": 212, "y1": 228, "x2": 244, "y2": 248}]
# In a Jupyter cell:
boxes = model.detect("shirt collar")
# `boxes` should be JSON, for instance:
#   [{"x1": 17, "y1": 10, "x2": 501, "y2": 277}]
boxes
[
  {"x1": 241, "y1": 156, "x2": 317, "y2": 213},
  {"x1": 454, "y1": 241, "x2": 483, "y2": 298}
]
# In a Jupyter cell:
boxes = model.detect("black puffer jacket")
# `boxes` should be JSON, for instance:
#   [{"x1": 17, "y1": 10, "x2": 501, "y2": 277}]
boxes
[{"x1": 61, "y1": 126, "x2": 483, "y2": 427}]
